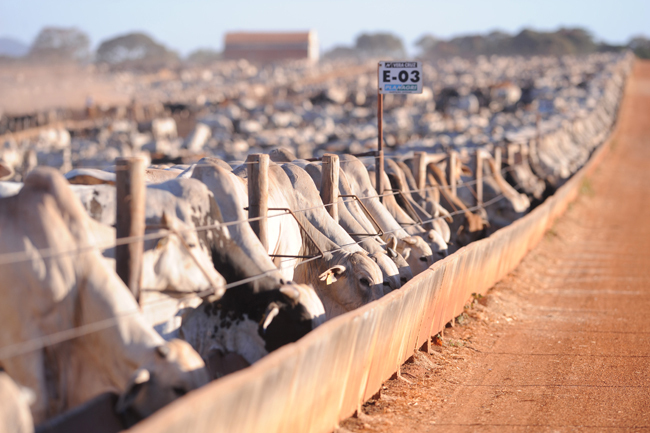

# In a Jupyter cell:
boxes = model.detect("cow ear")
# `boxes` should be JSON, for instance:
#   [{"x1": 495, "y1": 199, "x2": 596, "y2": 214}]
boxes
[
  {"x1": 402, "y1": 248, "x2": 411, "y2": 261},
  {"x1": 386, "y1": 235, "x2": 398, "y2": 251},
  {"x1": 318, "y1": 265, "x2": 346, "y2": 285}
]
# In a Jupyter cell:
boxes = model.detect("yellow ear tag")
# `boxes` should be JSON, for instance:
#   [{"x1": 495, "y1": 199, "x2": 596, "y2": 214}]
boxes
[{"x1": 326, "y1": 273, "x2": 334, "y2": 285}]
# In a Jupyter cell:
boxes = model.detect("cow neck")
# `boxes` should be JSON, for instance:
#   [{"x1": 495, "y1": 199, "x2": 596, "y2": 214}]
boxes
[{"x1": 338, "y1": 156, "x2": 409, "y2": 239}]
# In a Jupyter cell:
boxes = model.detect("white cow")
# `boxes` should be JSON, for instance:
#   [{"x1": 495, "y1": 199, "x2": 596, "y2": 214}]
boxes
[
  {"x1": 151, "y1": 118, "x2": 178, "y2": 141},
  {"x1": 0, "y1": 168, "x2": 209, "y2": 425},
  {"x1": 339, "y1": 155, "x2": 435, "y2": 276},
  {"x1": 181, "y1": 161, "x2": 326, "y2": 377}
]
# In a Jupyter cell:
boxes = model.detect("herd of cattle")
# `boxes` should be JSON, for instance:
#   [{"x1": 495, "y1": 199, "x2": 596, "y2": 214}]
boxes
[{"x1": 0, "y1": 52, "x2": 633, "y2": 432}]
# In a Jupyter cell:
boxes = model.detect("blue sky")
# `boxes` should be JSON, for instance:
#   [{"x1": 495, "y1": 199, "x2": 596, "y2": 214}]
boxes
[{"x1": 1, "y1": 0, "x2": 648, "y2": 54}]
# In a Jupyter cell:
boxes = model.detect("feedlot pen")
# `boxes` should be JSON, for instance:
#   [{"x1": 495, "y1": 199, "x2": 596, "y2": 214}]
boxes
[{"x1": 341, "y1": 61, "x2": 650, "y2": 432}]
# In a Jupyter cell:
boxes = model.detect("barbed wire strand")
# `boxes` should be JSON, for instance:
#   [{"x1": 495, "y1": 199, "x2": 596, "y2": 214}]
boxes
[{"x1": 0, "y1": 162, "x2": 520, "y2": 267}]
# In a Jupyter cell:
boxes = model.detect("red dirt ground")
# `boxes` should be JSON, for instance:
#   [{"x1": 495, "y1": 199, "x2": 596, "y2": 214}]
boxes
[{"x1": 339, "y1": 61, "x2": 650, "y2": 432}]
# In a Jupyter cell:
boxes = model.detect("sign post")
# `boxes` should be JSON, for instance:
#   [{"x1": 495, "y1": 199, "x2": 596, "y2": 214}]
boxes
[{"x1": 377, "y1": 61, "x2": 423, "y2": 202}]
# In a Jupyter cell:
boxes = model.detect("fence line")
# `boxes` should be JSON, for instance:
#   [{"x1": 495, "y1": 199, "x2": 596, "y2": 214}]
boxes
[
  {"x1": 0, "y1": 160, "x2": 522, "y2": 267},
  {"x1": 0, "y1": 178, "x2": 521, "y2": 361}
]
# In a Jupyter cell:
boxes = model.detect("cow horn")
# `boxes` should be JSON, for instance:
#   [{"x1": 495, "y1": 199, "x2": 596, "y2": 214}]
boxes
[
  {"x1": 402, "y1": 248, "x2": 411, "y2": 261},
  {"x1": 386, "y1": 247, "x2": 398, "y2": 259},
  {"x1": 386, "y1": 235, "x2": 398, "y2": 251},
  {"x1": 261, "y1": 304, "x2": 280, "y2": 332}
]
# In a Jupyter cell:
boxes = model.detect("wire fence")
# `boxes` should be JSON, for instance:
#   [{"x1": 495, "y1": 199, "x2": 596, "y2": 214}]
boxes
[
  {"x1": 0, "y1": 57, "x2": 630, "y2": 366},
  {"x1": 0, "y1": 149, "x2": 528, "y2": 361},
  {"x1": 0, "y1": 157, "x2": 520, "y2": 268},
  {"x1": 0, "y1": 177, "x2": 520, "y2": 361},
  {"x1": 0, "y1": 98, "x2": 625, "y2": 362}
]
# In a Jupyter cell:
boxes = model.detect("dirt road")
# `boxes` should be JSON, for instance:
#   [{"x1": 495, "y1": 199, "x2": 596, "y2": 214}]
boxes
[{"x1": 340, "y1": 61, "x2": 650, "y2": 432}]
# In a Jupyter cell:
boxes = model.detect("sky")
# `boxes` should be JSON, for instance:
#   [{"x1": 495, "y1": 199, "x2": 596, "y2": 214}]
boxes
[{"x1": 1, "y1": 0, "x2": 648, "y2": 55}]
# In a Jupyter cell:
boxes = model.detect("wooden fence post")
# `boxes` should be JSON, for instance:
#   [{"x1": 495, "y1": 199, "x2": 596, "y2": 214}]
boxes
[
  {"x1": 116, "y1": 157, "x2": 146, "y2": 303},
  {"x1": 376, "y1": 93, "x2": 385, "y2": 203},
  {"x1": 247, "y1": 154, "x2": 269, "y2": 251},
  {"x1": 413, "y1": 151, "x2": 427, "y2": 192},
  {"x1": 495, "y1": 146, "x2": 502, "y2": 174},
  {"x1": 448, "y1": 151, "x2": 458, "y2": 197},
  {"x1": 476, "y1": 150, "x2": 483, "y2": 208},
  {"x1": 321, "y1": 154, "x2": 340, "y2": 222}
]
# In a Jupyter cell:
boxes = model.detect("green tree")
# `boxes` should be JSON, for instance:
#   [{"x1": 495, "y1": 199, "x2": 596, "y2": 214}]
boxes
[
  {"x1": 629, "y1": 36, "x2": 650, "y2": 59},
  {"x1": 96, "y1": 32, "x2": 178, "y2": 70},
  {"x1": 28, "y1": 27, "x2": 90, "y2": 62},
  {"x1": 415, "y1": 34, "x2": 440, "y2": 55},
  {"x1": 355, "y1": 32, "x2": 406, "y2": 58}
]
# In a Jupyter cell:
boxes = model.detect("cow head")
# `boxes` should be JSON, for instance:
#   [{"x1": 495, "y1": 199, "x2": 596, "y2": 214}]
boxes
[
  {"x1": 258, "y1": 283, "x2": 326, "y2": 351},
  {"x1": 315, "y1": 251, "x2": 384, "y2": 319},
  {"x1": 426, "y1": 229, "x2": 449, "y2": 260},
  {"x1": 141, "y1": 212, "x2": 226, "y2": 299},
  {"x1": 116, "y1": 339, "x2": 209, "y2": 427},
  {"x1": 383, "y1": 235, "x2": 413, "y2": 286},
  {"x1": 179, "y1": 282, "x2": 325, "y2": 380},
  {"x1": 393, "y1": 235, "x2": 433, "y2": 276},
  {"x1": 367, "y1": 249, "x2": 402, "y2": 295}
]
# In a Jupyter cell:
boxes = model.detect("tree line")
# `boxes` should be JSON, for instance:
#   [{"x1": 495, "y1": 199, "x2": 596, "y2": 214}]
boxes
[
  {"x1": 2, "y1": 26, "x2": 649, "y2": 71},
  {"x1": 0, "y1": 27, "x2": 220, "y2": 70},
  {"x1": 327, "y1": 28, "x2": 649, "y2": 60}
]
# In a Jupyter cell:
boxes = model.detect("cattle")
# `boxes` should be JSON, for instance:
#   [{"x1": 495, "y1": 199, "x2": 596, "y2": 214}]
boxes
[
  {"x1": 382, "y1": 158, "x2": 450, "y2": 241},
  {"x1": 183, "y1": 123, "x2": 212, "y2": 153},
  {"x1": 406, "y1": 155, "x2": 488, "y2": 251},
  {"x1": 151, "y1": 118, "x2": 178, "y2": 141},
  {"x1": 301, "y1": 160, "x2": 412, "y2": 290},
  {"x1": 184, "y1": 161, "x2": 326, "y2": 377},
  {"x1": 251, "y1": 162, "x2": 385, "y2": 319},
  {"x1": 392, "y1": 158, "x2": 453, "y2": 243},
  {"x1": 366, "y1": 163, "x2": 449, "y2": 260},
  {"x1": 64, "y1": 178, "x2": 228, "y2": 339},
  {"x1": 338, "y1": 155, "x2": 435, "y2": 276},
  {"x1": 503, "y1": 143, "x2": 546, "y2": 202},
  {"x1": 280, "y1": 163, "x2": 400, "y2": 292},
  {"x1": 0, "y1": 168, "x2": 209, "y2": 425},
  {"x1": 455, "y1": 149, "x2": 530, "y2": 235},
  {"x1": 0, "y1": 50, "x2": 631, "y2": 429}
]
